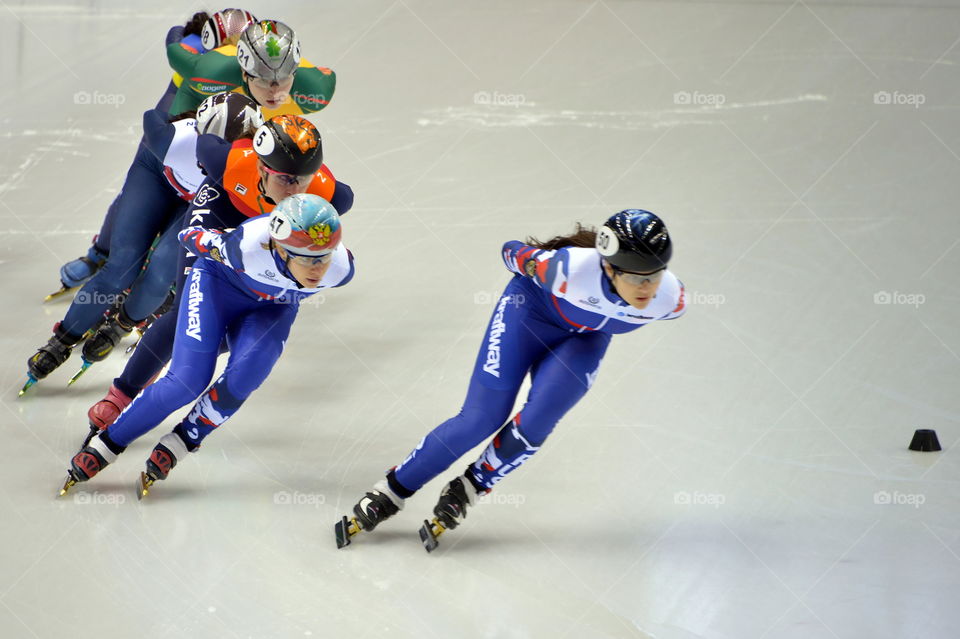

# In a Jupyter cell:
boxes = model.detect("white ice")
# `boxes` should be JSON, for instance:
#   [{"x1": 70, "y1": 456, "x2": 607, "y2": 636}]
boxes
[{"x1": 1, "y1": 1, "x2": 958, "y2": 638}]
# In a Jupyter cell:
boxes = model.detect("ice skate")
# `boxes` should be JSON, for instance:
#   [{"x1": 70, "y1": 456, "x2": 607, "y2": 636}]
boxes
[
  {"x1": 419, "y1": 475, "x2": 479, "y2": 553},
  {"x1": 69, "y1": 310, "x2": 135, "y2": 385},
  {"x1": 20, "y1": 324, "x2": 82, "y2": 396},
  {"x1": 137, "y1": 433, "x2": 188, "y2": 500},
  {"x1": 58, "y1": 438, "x2": 118, "y2": 497},
  {"x1": 82, "y1": 384, "x2": 133, "y2": 447},
  {"x1": 45, "y1": 243, "x2": 108, "y2": 303},
  {"x1": 335, "y1": 480, "x2": 404, "y2": 548}
]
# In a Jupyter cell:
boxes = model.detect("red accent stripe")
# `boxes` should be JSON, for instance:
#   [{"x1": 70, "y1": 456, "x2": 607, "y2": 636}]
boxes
[
  {"x1": 551, "y1": 295, "x2": 596, "y2": 331},
  {"x1": 673, "y1": 285, "x2": 686, "y2": 314},
  {"x1": 482, "y1": 462, "x2": 495, "y2": 471},
  {"x1": 163, "y1": 166, "x2": 194, "y2": 201},
  {"x1": 191, "y1": 77, "x2": 240, "y2": 87}
]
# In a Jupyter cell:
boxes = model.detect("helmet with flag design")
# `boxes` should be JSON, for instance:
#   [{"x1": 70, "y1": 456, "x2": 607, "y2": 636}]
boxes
[{"x1": 268, "y1": 193, "x2": 341, "y2": 257}]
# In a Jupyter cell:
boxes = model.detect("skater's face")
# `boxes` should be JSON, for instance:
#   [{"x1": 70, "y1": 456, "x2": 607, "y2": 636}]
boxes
[
  {"x1": 602, "y1": 261, "x2": 664, "y2": 310},
  {"x1": 244, "y1": 73, "x2": 295, "y2": 110},
  {"x1": 258, "y1": 161, "x2": 312, "y2": 202},
  {"x1": 275, "y1": 245, "x2": 332, "y2": 288}
]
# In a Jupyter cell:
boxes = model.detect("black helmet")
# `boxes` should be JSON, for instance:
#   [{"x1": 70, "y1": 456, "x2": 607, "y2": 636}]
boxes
[
  {"x1": 596, "y1": 209, "x2": 672, "y2": 272},
  {"x1": 196, "y1": 92, "x2": 263, "y2": 141},
  {"x1": 252, "y1": 115, "x2": 323, "y2": 175}
]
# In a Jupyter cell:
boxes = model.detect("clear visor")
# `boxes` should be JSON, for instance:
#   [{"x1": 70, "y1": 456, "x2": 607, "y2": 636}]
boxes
[
  {"x1": 611, "y1": 266, "x2": 665, "y2": 286},
  {"x1": 247, "y1": 74, "x2": 295, "y2": 91},
  {"x1": 284, "y1": 249, "x2": 333, "y2": 266},
  {"x1": 262, "y1": 164, "x2": 313, "y2": 186}
]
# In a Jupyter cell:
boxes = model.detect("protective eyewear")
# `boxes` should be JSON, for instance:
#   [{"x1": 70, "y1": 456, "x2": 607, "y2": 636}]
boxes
[
  {"x1": 611, "y1": 266, "x2": 665, "y2": 286},
  {"x1": 262, "y1": 164, "x2": 313, "y2": 186},
  {"x1": 247, "y1": 75, "x2": 295, "y2": 91},
  {"x1": 285, "y1": 250, "x2": 333, "y2": 267}
]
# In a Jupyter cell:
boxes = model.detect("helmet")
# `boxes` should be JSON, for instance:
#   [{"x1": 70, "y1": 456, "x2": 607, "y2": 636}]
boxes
[
  {"x1": 196, "y1": 92, "x2": 264, "y2": 141},
  {"x1": 201, "y1": 8, "x2": 257, "y2": 50},
  {"x1": 596, "y1": 210, "x2": 672, "y2": 272},
  {"x1": 236, "y1": 20, "x2": 301, "y2": 83},
  {"x1": 268, "y1": 194, "x2": 341, "y2": 257},
  {"x1": 252, "y1": 115, "x2": 323, "y2": 175}
]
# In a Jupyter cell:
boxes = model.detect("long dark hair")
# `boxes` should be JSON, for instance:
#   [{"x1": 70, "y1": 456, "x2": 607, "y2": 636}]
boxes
[
  {"x1": 183, "y1": 12, "x2": 209, "y2": 37},
  {"x1": 170, "y1": 108, "x2": 197, "y2": 123},
  {"x1": 526, "y1": 223, "x2": 597, "y2": 250}
]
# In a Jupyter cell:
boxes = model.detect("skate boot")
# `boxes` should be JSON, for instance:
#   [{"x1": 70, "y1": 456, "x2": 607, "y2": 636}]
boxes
[
  {"x1": 137, "y1": 433, "x2": 189, "y2": 500},
  {"x1": 46, "y1": 241, "x2": 108, "y2": 302},
  {"x1": 334, "y1": 480, "x2": 404, "y2": 548},
  {"x1": 59, "y1": 437, "x2": 119, "y2": 496},
  {"x1": 20, "y1": 323, "x2": 83, "y2": 395},
  {"x1": 127, "y1": 288, "x2": 176, "y2": 354},
  {"x1": 419, "y1": 474, "x2": 480, "y2": 553},
  {"x1": 84, "y1": 384, "x2": 134, "y2": 446},
  {"x1": 81, "y1": 306, "x2": 136, "y2": 364}
]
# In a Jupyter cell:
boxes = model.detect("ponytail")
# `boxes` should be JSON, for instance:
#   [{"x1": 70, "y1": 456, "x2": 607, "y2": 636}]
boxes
[
  {"x1": 526, "y1": 223, "x2": 597, "y2": 251},
  {"x1": 183, "y1": 12, "x2": 209, "y2": 37}
]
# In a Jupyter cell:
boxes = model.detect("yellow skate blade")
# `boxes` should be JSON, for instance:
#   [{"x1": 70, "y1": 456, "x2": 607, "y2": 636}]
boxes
[
  {"x1": 67, "y1": 360, "x2": 93, "y2": 386},
  {"x1": 58, "y1": 476, "x2": 77, "y2": 497},
  {"x1": 137, "y1": 472, "x2": 154, "y2": 500}
]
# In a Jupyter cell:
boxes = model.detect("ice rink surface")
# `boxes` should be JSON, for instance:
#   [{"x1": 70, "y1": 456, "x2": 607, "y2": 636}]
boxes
[{"x1": 1, "y1": 1, "x2": 959, "y2": 637}]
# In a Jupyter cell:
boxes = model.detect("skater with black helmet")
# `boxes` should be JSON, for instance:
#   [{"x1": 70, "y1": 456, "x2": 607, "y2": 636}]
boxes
[
  {"x1": 20, "y1": 92, "x2": 264, "y2": 394},
  {"x1": 336, "y1": 210, "x2": 686, "y2": 551}
]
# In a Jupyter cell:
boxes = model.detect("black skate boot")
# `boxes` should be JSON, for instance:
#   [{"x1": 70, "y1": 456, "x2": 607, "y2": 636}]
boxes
[
  {"x1": 334, "y1": 480, "x2": 404, "y2": 548},
  {"x1": 137, "y1": 433, "x2": 190, "y2": 500},
  {"x1": 127, "y1": 287, "x2": 176, "y2": 355},
  {"x1": 82, "y1": 305, "x2": 136, "y2": 364},
  {"x1": 21, "y1": 323, "x2": 83, "y2": 395},
  {"x1": 419, "y1": 474, "x2": 480, "y2": 553},
  {"x1": 59, "y1": 436, "x2": 121, "y2": 496}
]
